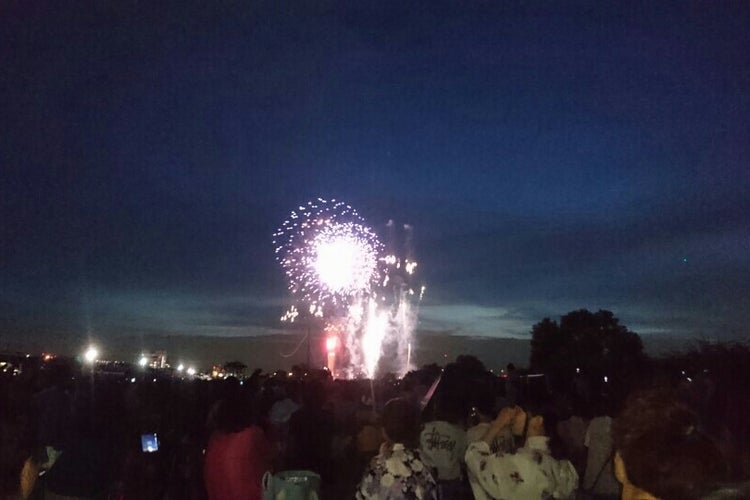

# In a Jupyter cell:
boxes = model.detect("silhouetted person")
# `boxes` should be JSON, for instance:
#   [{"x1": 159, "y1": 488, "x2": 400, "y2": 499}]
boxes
[
  {"x1": 0, "y1": 407, "x2": 38, "y2": 500},
  {"x1": 581, "y1": 398, "x2": 620, "y2": 500},
  {"x1": 612, "y1": 389, "x2": 727, "y2": 500},
  {"x1": 204, "y1": 393, "x2": 274, "y2": 500},
  {"x1": 286, "y1": 381, "x2": 336, "y2": 479}
]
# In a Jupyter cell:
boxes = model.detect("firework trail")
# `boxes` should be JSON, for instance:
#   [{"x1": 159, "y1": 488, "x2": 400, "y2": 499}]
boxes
[{"x1": 376, "y1": 221, "x2": 422, "y2": 376}]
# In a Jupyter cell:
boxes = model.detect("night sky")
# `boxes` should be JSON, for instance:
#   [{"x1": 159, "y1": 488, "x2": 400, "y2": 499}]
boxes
[{"x1": 2, "y1": 2, "x2": 749, "y2": 353}]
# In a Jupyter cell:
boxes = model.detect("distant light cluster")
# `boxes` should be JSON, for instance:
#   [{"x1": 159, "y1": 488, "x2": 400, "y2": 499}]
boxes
[{"x1": 274, "y1": 199, "x2": 383, "y2": 317}]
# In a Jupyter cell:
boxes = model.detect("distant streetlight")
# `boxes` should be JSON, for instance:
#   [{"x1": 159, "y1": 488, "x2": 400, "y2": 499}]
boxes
[
  {"x1": 186, "y1": 367, "x2": 196, "y2": 376},
  {"x1": 177, "y1": 364, "x2": 185, "y2": 372},
  {"x1": 138, "y1": 355, "x2": 148, "y2": 368},
  {"x1": 84, "y1": 346, "x2": 99, "y2": 364}
]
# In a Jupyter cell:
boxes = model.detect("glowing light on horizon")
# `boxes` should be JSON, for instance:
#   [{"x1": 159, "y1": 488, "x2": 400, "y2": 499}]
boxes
[{"x1": 84, "y1": 346, "x2": 99, "y2": 363}]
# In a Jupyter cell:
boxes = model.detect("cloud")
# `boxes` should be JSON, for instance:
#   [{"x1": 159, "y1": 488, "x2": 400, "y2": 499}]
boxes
[
  {"x1": 418, "y1": 304, "x2": 532, "y2": 338},
  {"x1": 13, "y1": 289, "x2": 290, "y2": 338},
  {"x1": 409, "y1": 185, "x2": 750, "y2": 339}
]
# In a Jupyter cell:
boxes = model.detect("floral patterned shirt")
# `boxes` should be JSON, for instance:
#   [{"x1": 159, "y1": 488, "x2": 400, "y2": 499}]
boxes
[
  {"x1": 465, "y1": 436, "x2": 579, "y2": 500},
  {"x1": 355, "y1": 443, "x2": 439, "y2": 500}
]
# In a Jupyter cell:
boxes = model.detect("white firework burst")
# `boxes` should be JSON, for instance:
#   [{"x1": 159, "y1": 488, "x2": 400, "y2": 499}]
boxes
[{"x1": 274, "y1": 198, "x2": 383, "y2": 314}]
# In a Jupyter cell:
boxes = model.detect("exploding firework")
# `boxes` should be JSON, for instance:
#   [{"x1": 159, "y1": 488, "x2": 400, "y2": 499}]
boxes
[
  {"x1": 274, "y1": 199, "x2": 383, "y2": 316},
  {"x1": 274, "y1": 199, "x2": 422, "y2": 379}
]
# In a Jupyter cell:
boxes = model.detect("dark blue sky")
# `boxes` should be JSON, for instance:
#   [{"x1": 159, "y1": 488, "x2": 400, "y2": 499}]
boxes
[{"x1": 2, "y1": 1, "x2": 749, "y2": 349}]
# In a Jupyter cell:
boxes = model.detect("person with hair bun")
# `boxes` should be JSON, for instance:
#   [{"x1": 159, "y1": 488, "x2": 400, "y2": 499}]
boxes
[{"x1": 612, "y1": 389, "x2": 727, "y2": 500}]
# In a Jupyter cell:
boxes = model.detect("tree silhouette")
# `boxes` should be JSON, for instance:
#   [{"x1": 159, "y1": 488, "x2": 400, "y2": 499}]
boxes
[
  {"x1": 530, "y1": 309, "x2": 645, "y2": 398},
  {"x1": 223, "y1": 360, "x2": 247, "y2": 377},
  {"x1": 454, "y1": 354, "x2": 487, "y2": 375}
]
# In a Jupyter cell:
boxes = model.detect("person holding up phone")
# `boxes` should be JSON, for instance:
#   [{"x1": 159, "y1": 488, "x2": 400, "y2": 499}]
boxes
[{"x1": 465, "y1": 406, "x2": 579, "y2": 500}]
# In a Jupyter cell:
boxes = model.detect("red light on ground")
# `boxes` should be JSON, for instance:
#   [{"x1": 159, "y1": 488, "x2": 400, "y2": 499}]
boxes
[{"x1": 325, "y1": 336, "x2": 338, "y2": 352}]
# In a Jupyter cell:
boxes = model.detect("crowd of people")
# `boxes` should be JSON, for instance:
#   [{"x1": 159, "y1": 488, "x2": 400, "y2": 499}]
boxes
[{"x1": 1, "y1": 354, "x2": 748, "y2": 500}]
